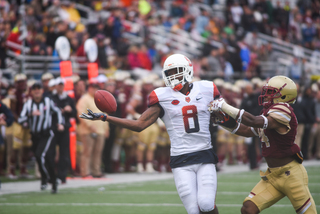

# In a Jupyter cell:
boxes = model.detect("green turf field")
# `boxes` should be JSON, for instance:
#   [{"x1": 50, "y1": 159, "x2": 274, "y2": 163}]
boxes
[{"x1": 0, "y1": 166, "x2": 319, "y2": 214}]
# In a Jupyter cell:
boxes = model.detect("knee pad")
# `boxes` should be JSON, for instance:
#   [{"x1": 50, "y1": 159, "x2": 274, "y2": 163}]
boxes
[{"x1": 198, "y1": 198, "x2": 215, "y2": 213}]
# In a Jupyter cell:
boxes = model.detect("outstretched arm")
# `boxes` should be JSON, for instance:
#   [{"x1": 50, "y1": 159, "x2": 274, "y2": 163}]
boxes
[
  {"x1": 80, "y1": 104, "x2": 161, "y2": 132},
  {"x1": 209, "y1": 98, "x2": 284, "y2": 130},
  {"x1": 212, "y1": 111, "x2": 258, "y2": 137}
]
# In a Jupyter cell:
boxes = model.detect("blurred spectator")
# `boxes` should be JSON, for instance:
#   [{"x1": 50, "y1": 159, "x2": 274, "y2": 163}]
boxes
[
  {"x1": 308, "y1": 89, "x2": 320, "y2": 160},
  {"x1": 46, "y1": 0, "x2": 62, "y2": 18},
  {"x1": 51, "y1": 77, "x2": 77, "y2": 184},
  {"x1": 201, "y1": 48, "x2": 223, "y2": 79},
  {"x1": 8, "y1": 73, "x2": 32, "y2": 179},
  {"x1": 302, "y1": 17, "x2": 316, "y2": 48},
  {"x1": 97, "y1": 35, "x2": 109, "y2": 69},
  {"x1": 230, "y1": 0, "x2": 243, "y2": 30},
  {"x1": 90, "y1": 21, "x2": 105, "y2": 38},
  {"x1": 41, "y1": 72, "x2": 54, "y2": 97},
  {"x1": 290, "y1": 12, "x2": 303, "y2": 43},
  {"x1": 0, "y1": 101, "x2": 14, "y2": 175},
  {"x1": 76, "y1": 80, "x2": 109, "y2": 177},
  {"x1": 286, "y1": 57, "x2": 303, "y2": 82},
  {"x1": 170, "y1": 0, "x2": 184, "y2": 18},
  {"x1": 74, "y1": 79, "x2": 86, "y2": 103},
  {"x1": 241, "y1": 6, "x2": 255, "y2": 32},
  {"x1": 239, "y1": 41, "x2": 250, "y2": 73},
  {"x1": 240, "y1": 82, "x2": 262, "y2": 170},
  {"x1": 300, "y1": 86, "x2": 316, "y2": 159},
  {"x1": 137, "y1": 44, "x2": 152, "y2": 70},
  {"x1": 292, "y1": 83, "x2": 307, "y2": 149},
  {"x1": 0, "y1": 36, "x2": 7, "y2": 69},
  {"x1": 110, "y1": 8, "x2": 123, "y2": 49},
  {"x1": 273, "y1": 1, "x2": 289, "y2": 28},
  {"x1": 127, "y1": 44, "x2": 141, "y2": 70},
  {"x1": 2, "y1": 85, "x2": 15, "y2": 175},
  {"x1": 195, "y1": 8, "x2": 209, "y2": 36}
]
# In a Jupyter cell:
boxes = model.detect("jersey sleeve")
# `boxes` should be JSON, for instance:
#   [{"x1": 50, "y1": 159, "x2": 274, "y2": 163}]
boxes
[
  {"x1": 213, "y1": 82, "x2": 220, "y2": 99},
  {"x1": 147, "y1": 90, "x2": 159, "y2": 107},
  {"x1": 267, "y1": 104, "x2": 292, "y2": 127}
]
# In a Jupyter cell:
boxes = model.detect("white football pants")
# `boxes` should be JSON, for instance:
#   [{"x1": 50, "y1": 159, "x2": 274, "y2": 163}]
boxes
[{"x1": 172, "y1": 163, "x2": 217, "y2": 214}]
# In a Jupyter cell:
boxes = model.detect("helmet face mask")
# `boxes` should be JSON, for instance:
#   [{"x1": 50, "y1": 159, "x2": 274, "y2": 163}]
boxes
[
  {"x1": 162, "y1": 54, "x2": 193, "y2": 91},
  {"x1": 258, "y1": 76, "x2": 297, "y2": 108}
]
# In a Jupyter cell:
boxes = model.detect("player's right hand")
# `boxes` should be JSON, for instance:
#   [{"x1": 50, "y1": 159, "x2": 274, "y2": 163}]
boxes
[{"x1": 79, "y1": 108, "x2": 107, "y2": 121}]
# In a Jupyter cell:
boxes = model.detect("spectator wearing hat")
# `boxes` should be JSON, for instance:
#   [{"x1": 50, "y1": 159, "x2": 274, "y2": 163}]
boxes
[
  {"x1": 51, "y1": 77, "x2": 77, "y2": 183},
  {"x1": 7, "y1": 73, "x2": 33, "y2": 179},
  {"x1": 97, "y1": 74, "x2": 108, "y2": 90},
  {"x1": 47, "y1": 78, "x2": 57, "y2": 96},
  {"x1": 18, "y1": 82, "x2": 64, "y2": 193},
  {"x1": 41, "y1": 72, "x2": 54, "y2": 97},
  {"x1": 76, "y1": 79, "x2": 109, "y2": 177}
]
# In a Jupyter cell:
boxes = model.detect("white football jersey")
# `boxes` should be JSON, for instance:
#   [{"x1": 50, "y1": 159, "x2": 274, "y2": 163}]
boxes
[{"x1": 149, "y1": 81, "x2": 220, "y2": 156}]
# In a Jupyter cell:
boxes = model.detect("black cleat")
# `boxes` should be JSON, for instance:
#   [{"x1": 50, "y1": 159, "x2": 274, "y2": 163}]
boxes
[{"x1": 40, "y1": 184, "x2": 47, "y2": 190}]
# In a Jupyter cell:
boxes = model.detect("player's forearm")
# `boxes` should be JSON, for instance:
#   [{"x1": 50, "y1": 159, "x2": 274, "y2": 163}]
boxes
[
  {"x1": 241, "y1": 112, "x2": 266, "y2": 129},
  {"x1": 234, "y1": 124, "x2": 257, "y2": 137},
  {"x1": 220, "y1": 102, "x2": 266, "y2": 129},
  {"x1": 106, "y1": 116, "x2": 147, "y2": 132}
]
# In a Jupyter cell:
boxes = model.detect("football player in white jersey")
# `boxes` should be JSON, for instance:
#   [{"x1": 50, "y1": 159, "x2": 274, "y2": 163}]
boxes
[{"x1": 80, "y1": 54, "x2": 220, "y2": 214}]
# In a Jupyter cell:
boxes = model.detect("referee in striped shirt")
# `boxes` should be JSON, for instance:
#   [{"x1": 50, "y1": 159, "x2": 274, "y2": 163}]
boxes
[{"x1": 18, "y1": 81, "x2": 64, "y2": 194}]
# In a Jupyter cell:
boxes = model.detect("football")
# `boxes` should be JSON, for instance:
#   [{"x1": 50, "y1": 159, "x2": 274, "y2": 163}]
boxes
[
  {"x1": 94, "y1": 90, "x2": 117, "y2": 114},
  {"x1": 211, "y1": 110, "x2": 226, "y2": 123}
]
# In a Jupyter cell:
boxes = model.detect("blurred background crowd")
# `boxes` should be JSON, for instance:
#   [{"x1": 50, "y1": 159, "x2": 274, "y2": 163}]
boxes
[{"x1": 0, "y1": 0, "x2": 319, "y2": 181}]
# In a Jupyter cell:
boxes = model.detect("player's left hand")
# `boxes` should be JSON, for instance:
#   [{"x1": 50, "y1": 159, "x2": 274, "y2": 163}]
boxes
[
  {"x1": 208, "y1": 98, "x2": 225, "y2": 113},
  {"x1": 80, "y1": 108, "x2": 107, "y2": 121}
]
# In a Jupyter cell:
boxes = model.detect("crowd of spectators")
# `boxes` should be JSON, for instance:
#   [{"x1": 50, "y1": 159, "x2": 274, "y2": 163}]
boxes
[
  {"x1": 0, "y1": 0, "x2": 319, "y2": 182},
  {"x1": 0, "y1": 0, "x2": 319, "y2": 83}
]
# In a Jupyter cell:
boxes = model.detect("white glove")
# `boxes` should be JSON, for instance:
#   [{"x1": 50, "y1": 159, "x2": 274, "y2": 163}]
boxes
[{"x1": 208, "y1": 98, "x2": 225, "y2": 113}]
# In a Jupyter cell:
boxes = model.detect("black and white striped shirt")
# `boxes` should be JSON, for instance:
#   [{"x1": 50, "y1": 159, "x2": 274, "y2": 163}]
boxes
[{"x1": 18, "y1": 97, "x2": 63, "y2": 134}]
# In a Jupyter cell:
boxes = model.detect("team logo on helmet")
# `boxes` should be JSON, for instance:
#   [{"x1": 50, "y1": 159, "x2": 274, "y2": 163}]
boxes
[{"x1": 184, "y1": 57, "x2": 192, "y2": 66}]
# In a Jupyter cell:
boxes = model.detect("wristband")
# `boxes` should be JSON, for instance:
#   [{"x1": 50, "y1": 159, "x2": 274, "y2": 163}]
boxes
[
  {"x1": 231, "y1": 122, "x2": 241, "y2": 134},
  {"x1": 237, "y1": 109, "x2": 245, "y2": 123},
  {"x1": 250, "y1": 127, "x2": 259, "y2": 136},
  {"x1": 261, "y1": 115, "x2": 268, "y2": 129},
  {"x1": 100, "y1": 114, "x2": 107, "y2": 122}
]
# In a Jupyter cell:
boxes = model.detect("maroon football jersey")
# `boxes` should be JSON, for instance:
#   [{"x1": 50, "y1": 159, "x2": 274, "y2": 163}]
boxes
[
  {"x1": 260, "y1": 103, "x2": 301, "y2": 158},
  {"x1": 136, "y1": 89, "x2": 150, "y2": 114}
]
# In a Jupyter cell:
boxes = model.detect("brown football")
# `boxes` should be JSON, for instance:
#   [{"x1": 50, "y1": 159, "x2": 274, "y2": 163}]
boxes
[{"x1": 94, "y1": 90, "x2": 117, "y2": 114}]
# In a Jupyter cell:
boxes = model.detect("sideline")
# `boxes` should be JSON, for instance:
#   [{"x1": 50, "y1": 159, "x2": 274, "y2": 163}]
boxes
[{"x1": 0, "y1": 160, "x2": 319, "y2": 195}]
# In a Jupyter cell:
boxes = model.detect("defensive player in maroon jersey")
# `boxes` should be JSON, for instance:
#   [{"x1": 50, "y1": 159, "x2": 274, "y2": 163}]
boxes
[{"x1": 208, "y1": 75, "x2": 317, "y2": 214}]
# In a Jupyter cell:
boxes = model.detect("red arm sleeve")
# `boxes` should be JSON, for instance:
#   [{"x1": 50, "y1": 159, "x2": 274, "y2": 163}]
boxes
[
  {"x1": 148, "y1": 91, "x2": 159, "y2": 107},
  {"x1": 213, "y1": 83, "x2": 220, "y2": 99}
]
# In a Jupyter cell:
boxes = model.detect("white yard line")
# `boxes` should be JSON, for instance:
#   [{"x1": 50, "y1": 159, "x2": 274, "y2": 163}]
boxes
[
  {"x1": 0, "y1": 202, "x2": 319, "y2": 208},
  {"x1": 56, "y1": 190, "x2": 320, "y2": 196}
]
